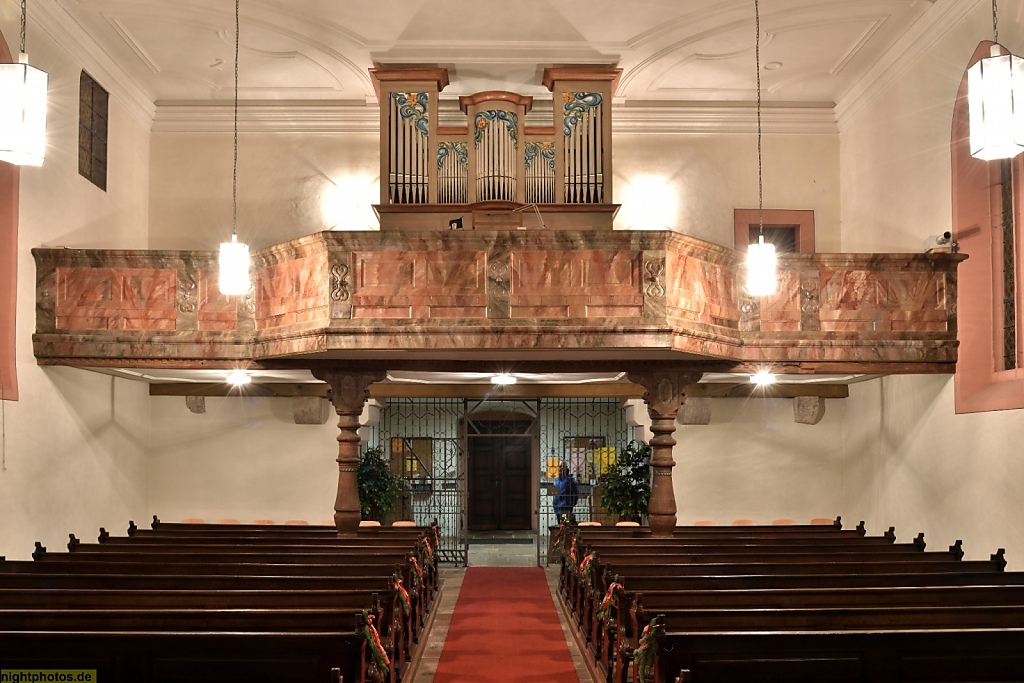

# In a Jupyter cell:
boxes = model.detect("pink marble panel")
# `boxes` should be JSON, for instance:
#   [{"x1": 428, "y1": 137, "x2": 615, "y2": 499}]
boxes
[
  {"x1": 355, "y1": 252, "x2": 417, "y2": 295},
  {"x1": 353, "y1": 306, "x2": 413, "y2": 319},
  {"x1": 665, "y1": 252, "x2": 740, "y2": 325},
  {"x1": 510, "y1": 306, "x2": 570, "y2": 318},
  {"x1": 756, "y1": 271, "x2": 801, "y2": 327},
  {"x1": 56, "y1": 267, "x2": 175, "y2": 331},
  {"x1": 510, "y1": 250, "x2": 641, "y2": 316},
  {"x1": 197, "y1": 269, "x2": 237, "y2": 332},
  {"x1": 424, "y1": 306, "x2": 488, "y2": 319},
  {"x1": 351, "y1": 251, "x2": 487, "y2": 318},
  {"x1": 256, "y1": 257, "x2": 328, "y2": 329},
  {"x1": 512, "y1": 251, "x2": 576, "y2": 290}
]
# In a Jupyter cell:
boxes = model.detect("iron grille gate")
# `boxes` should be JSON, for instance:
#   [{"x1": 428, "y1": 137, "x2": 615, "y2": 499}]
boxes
[
  {"x1": 537, "y1": 398, "x2": 631, "y2": 565},
  {"x1": 365, "y1": 396, "x2": 631, "y2": 566},
  {"x1": 371, "y1": 398, "x2": 469, "y2": 566}
]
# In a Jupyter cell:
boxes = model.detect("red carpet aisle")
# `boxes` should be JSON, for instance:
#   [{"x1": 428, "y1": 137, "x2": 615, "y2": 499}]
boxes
[{"x1": 432, "y1": 567, "x2": 579, "y2": 682}]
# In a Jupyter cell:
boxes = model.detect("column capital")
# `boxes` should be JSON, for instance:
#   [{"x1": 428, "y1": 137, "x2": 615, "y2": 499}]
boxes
[
  {"x1": 312, "y1": 368, "x2": 386, "y2": 415},
  {"x1": 626, "y1": 369, "x2": 703, "y2": 418}
]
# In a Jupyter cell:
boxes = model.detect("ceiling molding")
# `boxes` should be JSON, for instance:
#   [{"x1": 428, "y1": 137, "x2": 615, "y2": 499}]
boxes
[
  {"x1": 152, "y1": 101, "x2": 381, "y2": 133},
  {"x1": 835, "y1": 0, "x2": 982, "y2": 132},
  {"x1": 33, "y1": 0, "x2": 156, "y2": 130},
  {"x1": 613, "y1": 103, "x2": 837, "y2": 135},
  {"x1": 152, "y1": 100, "x2": 837, "y2": 135}
]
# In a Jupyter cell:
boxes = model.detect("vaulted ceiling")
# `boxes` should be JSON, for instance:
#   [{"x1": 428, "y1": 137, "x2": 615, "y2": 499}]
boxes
[{"x1": 52, "y1": 0, "x2": 942, "y2": 111}]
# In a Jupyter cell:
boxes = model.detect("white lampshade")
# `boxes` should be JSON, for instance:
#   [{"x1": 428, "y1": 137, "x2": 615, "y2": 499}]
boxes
[
  {"x1": 969, "y1": 45, "x2": 1024, "y2": 161},
  {"x1": 0, "y1": 53, "x2": 48, "y2": 167},
  {"x1": 218, "y1": 234, "x2": 250, "y2": 296},
  {"x1": 746, "y1": 234, "x2": 777, "y2": 296}
]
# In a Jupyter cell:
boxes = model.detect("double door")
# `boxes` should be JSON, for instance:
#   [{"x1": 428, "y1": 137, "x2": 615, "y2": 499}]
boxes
[{"x1": 467, "y1": 430, "x2": 532, "y2": 531}]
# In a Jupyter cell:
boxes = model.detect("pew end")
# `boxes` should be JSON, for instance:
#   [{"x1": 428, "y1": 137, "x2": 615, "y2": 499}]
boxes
[
  {"x1": 67, "y1": 534, "x2": 80, "y2": 552},
  {"x1": 993, "y1": 548, "x2": 1007, "y2": 571},
  {"x1": 31, "y1": 542, "x2": 45, "y2": 561},
  {"x1": 950, "y1": 539, "x2": 964, "y2": 561},
  {"x1": 914, "y1": 532, "x2": 926, "y2": 551}
]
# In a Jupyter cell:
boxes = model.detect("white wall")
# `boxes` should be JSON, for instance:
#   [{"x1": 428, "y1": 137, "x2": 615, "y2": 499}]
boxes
[
  {"x1": 625, "y1": 397, "x2": 847, "y2": 527},
  {"x1": 148, "y1": 132, "x2": 382, "y2": 250},
  {"x1": 837, "y1": 2, "x2": 1024, "y2": 567},
  {"x1": 0, "y1": 15, "x2": 152, "y2": 559},
  {"x1": 148, "y1": 396, "x2": 339, "y2": 525},
  {"x1": 614, "y1": 134, "x2": 841, "y2": 252}
]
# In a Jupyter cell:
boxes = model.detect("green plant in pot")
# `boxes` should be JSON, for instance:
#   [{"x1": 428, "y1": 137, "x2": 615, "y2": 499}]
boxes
[
  {"x1": 599, "y1": 440, "x2": 651, "y2": 523},
  {"x1": 357, "y1": 445, "x2": 401, "y2": 522}
]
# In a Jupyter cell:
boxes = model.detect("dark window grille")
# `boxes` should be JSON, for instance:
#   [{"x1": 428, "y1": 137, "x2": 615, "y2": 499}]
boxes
[
  {"x1": 79, "y1": 71, "x2": 108, "y2": 191},
  {"x1": 1001, "y1": 158, "x2": 1017, "y2": 371}
]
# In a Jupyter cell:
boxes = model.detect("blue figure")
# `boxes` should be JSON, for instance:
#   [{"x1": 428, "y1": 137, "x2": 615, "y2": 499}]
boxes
[{"x1": 553, "y1": 462, "x2": 579, "y2": 524}]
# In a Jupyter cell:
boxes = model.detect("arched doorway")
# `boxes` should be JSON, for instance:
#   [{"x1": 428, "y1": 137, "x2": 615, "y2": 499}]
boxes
[{"x1": 465, "y1": 409, "x2": 536, "y2": 531}]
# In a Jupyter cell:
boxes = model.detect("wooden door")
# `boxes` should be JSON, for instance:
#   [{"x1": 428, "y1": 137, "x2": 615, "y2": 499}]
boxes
[{"x1": 467, "y1": 433, "x2": 533, "y2": 531}]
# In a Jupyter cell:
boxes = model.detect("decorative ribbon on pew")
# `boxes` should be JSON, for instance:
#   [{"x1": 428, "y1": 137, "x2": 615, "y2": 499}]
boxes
[
  {"x1": 432, "y1": 524, "x2": 440, "y2": 555},
  {"x1": 633, "y1": 615, "x2": 661, "y2": 683},
  {"x1": 391, "y1": 574, "x2": 411, "y2": 617},
  {"x1": 552, "y1": 523, "x2": 566, "y2": 552},
  {"x1": 422, "y1": 535, "x2": 434, "y2": 563},
  {"x1": 568, "y1": 536, "x2": 578, "y2": 564},
  {"x1": 579, "y1": 551, "x2": 597, "y2": 582},
  {"x1": 410, "y1": 555, "x2": 425, "y2": 589},
  {"x1": 361, "y1": 609, "x2": 391, "y2": 678},
  {"x1": 596, "y1": 577, "x2": 623, "y2": 623}
]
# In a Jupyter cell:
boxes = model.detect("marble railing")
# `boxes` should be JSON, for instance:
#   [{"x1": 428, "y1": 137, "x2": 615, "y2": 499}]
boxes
[{"x1": 32, "y1": 231, "x2": 964, "y2": 372}]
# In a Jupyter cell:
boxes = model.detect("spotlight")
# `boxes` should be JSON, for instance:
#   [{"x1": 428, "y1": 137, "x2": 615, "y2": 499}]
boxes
[
  {"x1": 226, "y1": 370, "x2": 251, "y2": 387},
  {"x1": 750, "y1": 370, "x2": 776, "y2": 386},
  {"x1": 491, "y1": 373, "x2": 517, "y2": 385}
]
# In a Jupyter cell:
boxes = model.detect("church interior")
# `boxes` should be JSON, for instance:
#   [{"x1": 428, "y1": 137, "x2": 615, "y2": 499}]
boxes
[{"x1": 3, "y1": 0, "x2": 1024, "y2": 679}]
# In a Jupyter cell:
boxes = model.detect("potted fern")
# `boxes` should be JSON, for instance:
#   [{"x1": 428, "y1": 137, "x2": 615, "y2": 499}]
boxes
[{"x1": 599, "y1": 441, "x2": 651, "y2": 523}]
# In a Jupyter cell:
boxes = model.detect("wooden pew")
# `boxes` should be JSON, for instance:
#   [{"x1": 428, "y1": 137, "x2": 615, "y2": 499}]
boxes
[
  {"x1": 0, "y1": 524, "x2": 438, "y2": 683},
  {"x1": 0, "y1": 629, "x2": 364, "y2": 683},
  {"x1": 651, "y1": 628, "x2": 1024, "y2": 683}
]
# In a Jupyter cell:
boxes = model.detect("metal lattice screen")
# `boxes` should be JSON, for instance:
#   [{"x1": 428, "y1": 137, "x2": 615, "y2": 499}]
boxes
[
  {"x1": 365, "y1": 396, "x2": 632, "y2": 566},
  {"x1": 367, "y1": 398, "x2": 468, "y2": 566},
  {"x1": 537, "y1": 398, "x2": 630, "y2": 565}
]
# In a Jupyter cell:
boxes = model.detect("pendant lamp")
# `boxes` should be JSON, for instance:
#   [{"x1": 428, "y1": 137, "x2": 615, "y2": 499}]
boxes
[
  {"x1": 746, "y1": 0, "x2": 777, "y2": 296},
  {"x1": 218, "y1": 0, "x2": 250, "y2": 296},
  {"x1": 0, "y1": 0, "x2": 47, "y2": 166},
  {"x1": 969, "y1": 0, "x2": 1024, "y2": 161}
]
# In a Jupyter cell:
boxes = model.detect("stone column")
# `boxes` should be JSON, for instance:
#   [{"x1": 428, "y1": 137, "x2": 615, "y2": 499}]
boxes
[
  {"x1": 312, "y1": 368, "x2": 386, "y2": 535},
  {"x1": 626, "y1": 369, "x2": 702, "y2": 537}
]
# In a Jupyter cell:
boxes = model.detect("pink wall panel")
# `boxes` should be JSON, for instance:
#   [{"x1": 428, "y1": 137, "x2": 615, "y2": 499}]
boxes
[{"x1": 55, "y1": 268, "x2": 176, "y2": 331}]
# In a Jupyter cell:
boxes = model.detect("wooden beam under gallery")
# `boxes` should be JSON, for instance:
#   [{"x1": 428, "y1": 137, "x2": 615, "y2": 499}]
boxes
[
  {"x1": 685, "y1": 384, "x2": 850, "y2": 399},
  {"x1": 148, "y1": 381, "x2": 850, "y2": 400},
  {"x1": 148, "y1": 382, "x2": 645, "y2": 399}
]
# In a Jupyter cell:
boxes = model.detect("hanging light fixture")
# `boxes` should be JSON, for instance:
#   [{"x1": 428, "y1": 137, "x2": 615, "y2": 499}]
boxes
[
  {"x1": 0, "y1": 0, "x2": 48, "y2": 166},
  {"x1": 969, "y1": 0, "x2": 1024, "y2": 161},
  {"x1": 218, "y1": 0, "x2": 250, "y2": 295},
  {"x1": 746, "y1": 0, "x2": 777, "y2": 296}
]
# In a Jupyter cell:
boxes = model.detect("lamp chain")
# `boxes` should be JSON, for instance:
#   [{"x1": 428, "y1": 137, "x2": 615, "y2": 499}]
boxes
[
  {"x1": 755, "y1": 0, "x2": 763, "y2": 234},
  {"x1": 232, "y1": 0, "x2": 239, "y2": 236},
  {"x1": 993, "y1": 0, "x2": 999, "y2": 45},
  {"x1": 20, "y1": 0, "x2": 27, "y2": 54}
]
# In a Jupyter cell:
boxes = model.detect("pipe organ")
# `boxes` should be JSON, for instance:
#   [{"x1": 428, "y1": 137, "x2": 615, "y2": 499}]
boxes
[{"x1": 371, "y1": 67, "x2": 620, "y2": 230}]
